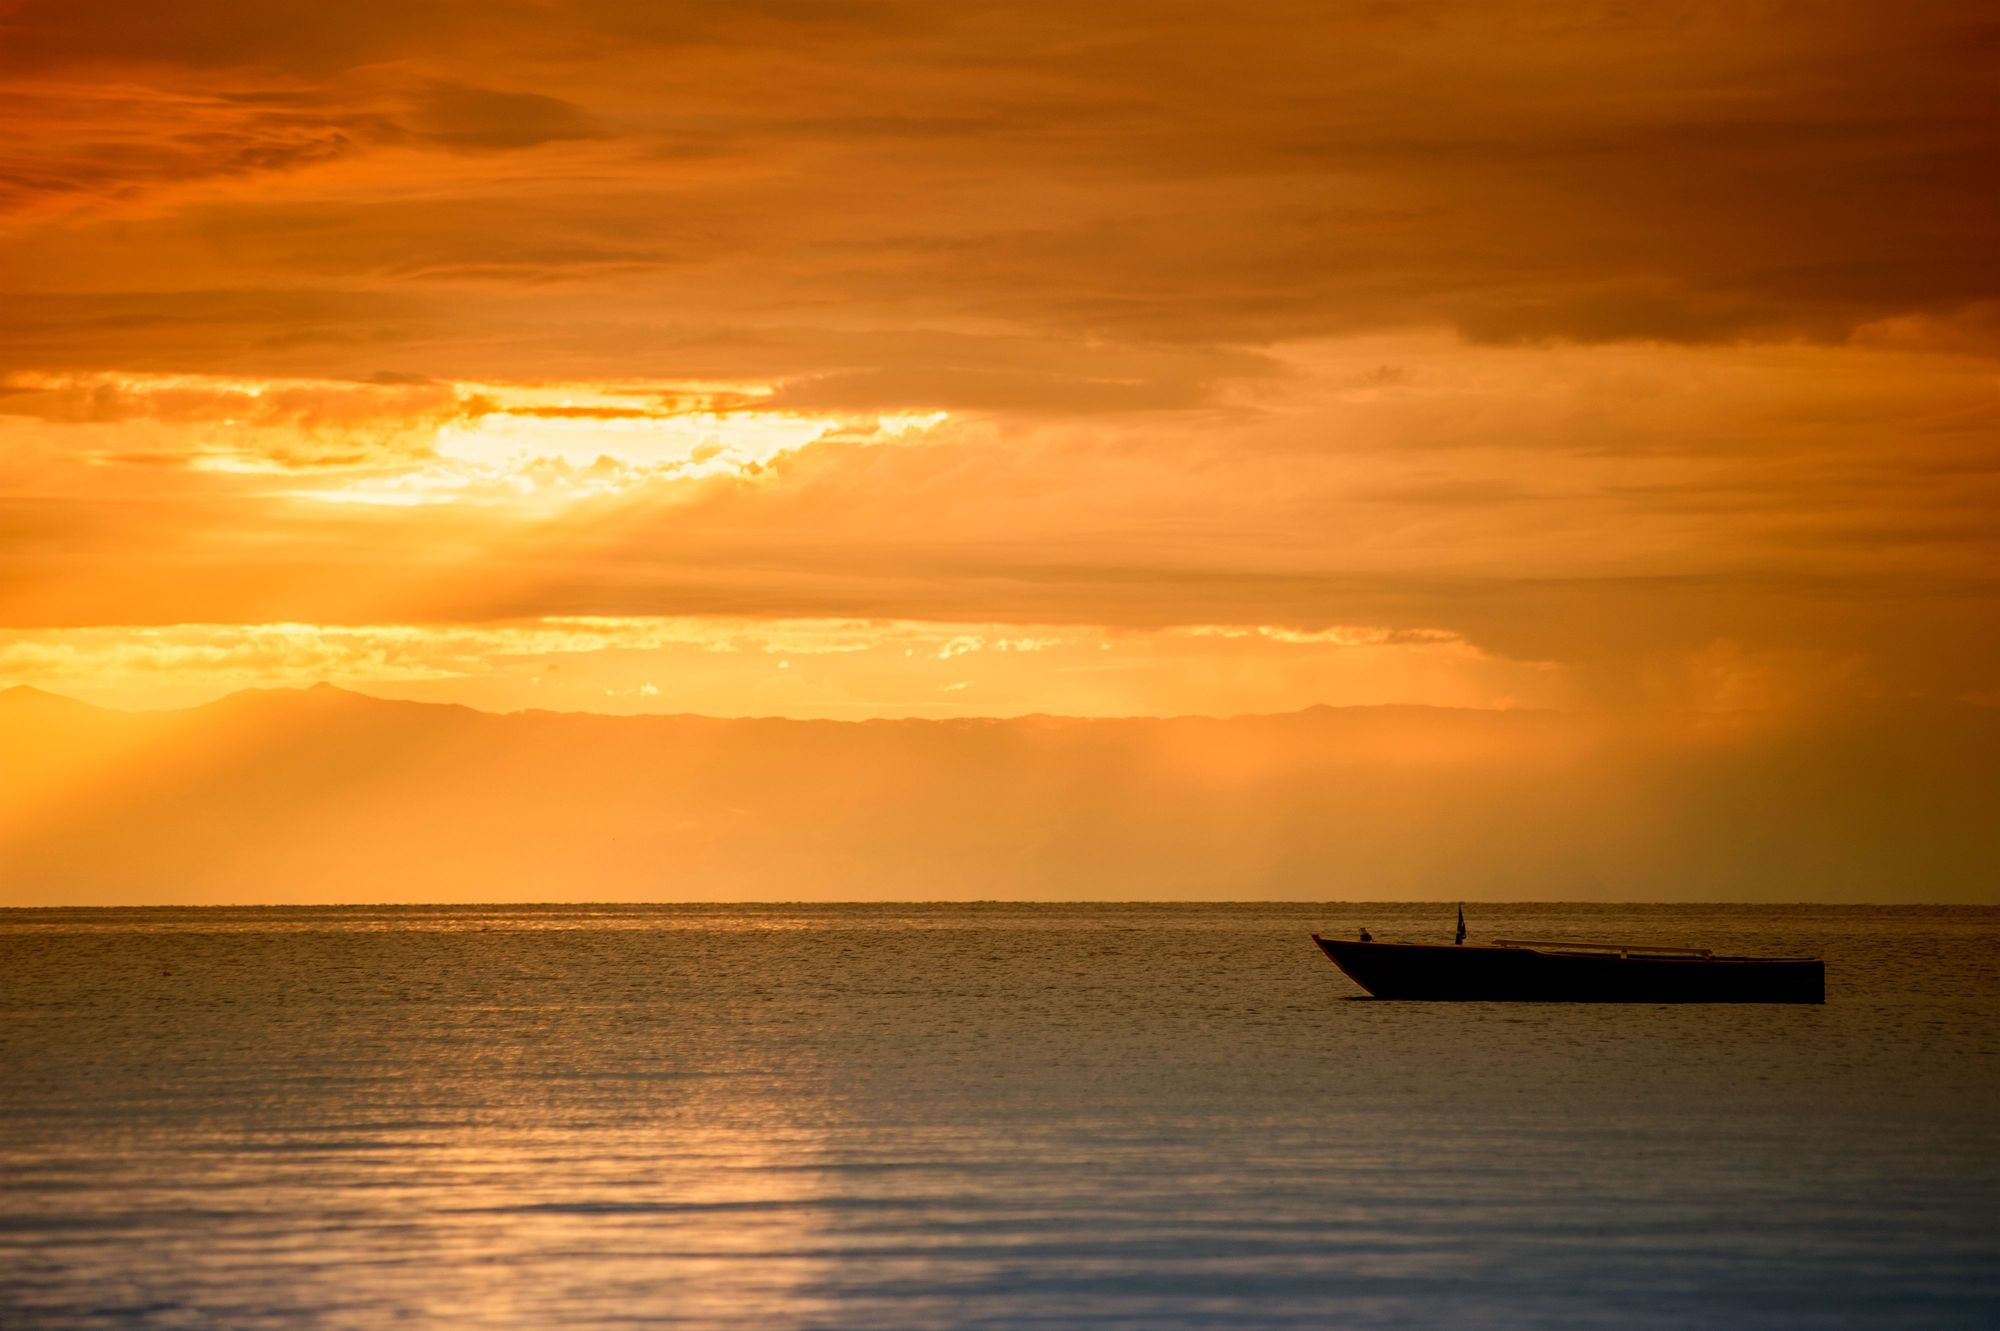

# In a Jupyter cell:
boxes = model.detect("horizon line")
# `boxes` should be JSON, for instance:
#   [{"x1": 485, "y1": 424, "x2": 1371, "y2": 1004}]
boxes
[{"x1": 2, "y1": 899, "x2": 1988, "y2": 911}]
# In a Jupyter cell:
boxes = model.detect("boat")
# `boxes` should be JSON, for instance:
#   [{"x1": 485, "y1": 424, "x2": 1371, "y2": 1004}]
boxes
[{"x1": 1311, "y1": 929, "x2": 1824, "y2": 1003}]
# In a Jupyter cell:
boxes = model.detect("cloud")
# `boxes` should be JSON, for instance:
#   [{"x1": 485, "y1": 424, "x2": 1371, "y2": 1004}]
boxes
[
  {"x1": 0, "y1": 614, "x2": 1547, "y2": 717},
  {"x1": 0, "y1": 82, "x2": 374, "y2": 217},
  {"x1": 0, "y1": 72, "x2": 606, "y2": 225},
  {"x1": 0, "y1": 4, "x2": 1995, "y2": 718},
  {"x1": 0, "y1": 371, "x2": 464, "y2": 428},
  {"x1": 400, "y1": 81, "x2": 603, "y2": 152},
  {"x1": 6, "y1": 327, "x2": 1993, "y2": 713},
  {"x1": 1, "y1": 3, "x2": 1994, "y2": 359},
  {"x1": 766, "y1": 366, "x2": 1223, "y2": 415},
  {"x1": 0, "y1": 290, "x2": 428, "y2": 374}
]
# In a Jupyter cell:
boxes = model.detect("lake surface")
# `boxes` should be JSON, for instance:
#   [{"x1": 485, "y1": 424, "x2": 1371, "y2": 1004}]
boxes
[{"x1": 2, "y1": 903, "x2": 1996, "y2": 1329}]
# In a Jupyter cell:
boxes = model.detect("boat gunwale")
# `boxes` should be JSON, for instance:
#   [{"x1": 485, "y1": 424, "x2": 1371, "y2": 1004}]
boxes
[{"x1": 1309, "y1": 934, "x2": 1819, "y2": 965}]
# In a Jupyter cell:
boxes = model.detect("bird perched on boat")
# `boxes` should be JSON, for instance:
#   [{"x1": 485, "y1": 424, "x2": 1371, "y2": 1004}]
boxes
[{"x1": 1358, "y1": 927, "x2": 1372, "y2": 942}]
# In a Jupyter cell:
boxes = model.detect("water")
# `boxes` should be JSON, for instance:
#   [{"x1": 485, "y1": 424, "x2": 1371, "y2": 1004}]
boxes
[{"x1": 1, "y1": 903, "x2": 1995, "y2": 1329}]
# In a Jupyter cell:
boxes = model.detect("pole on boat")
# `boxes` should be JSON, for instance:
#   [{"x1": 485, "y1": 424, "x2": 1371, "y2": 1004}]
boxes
[{"x1": 1455, "y1": 903, "x2": 1466, "y2": 945}]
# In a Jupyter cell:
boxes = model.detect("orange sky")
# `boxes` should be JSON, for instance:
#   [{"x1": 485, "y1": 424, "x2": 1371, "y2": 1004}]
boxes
[{"x1": 2, "y1": 1, "x2": 1996, "y2": 719}]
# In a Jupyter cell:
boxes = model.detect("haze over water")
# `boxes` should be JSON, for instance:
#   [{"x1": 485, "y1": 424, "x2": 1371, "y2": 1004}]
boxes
[{"x1": 3, "y1": 902, "x2": 1995, "y2": 1329}]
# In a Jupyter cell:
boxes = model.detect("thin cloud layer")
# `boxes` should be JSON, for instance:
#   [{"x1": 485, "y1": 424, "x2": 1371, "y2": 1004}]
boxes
[
  {"x1": 6, "y1": 3, "x2": 1997, "y2": 360},
  {"x1": 0, "y1": 2, "x2": 1994, "y2": 718},
  {"x1": 0, "y1": 616, "x2": 1544, "y2": 717}
]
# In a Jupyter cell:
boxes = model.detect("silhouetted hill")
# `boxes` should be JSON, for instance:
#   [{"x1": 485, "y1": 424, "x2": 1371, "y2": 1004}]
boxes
[
  {"x1": 0, "y1": 684, "x2": 98, "y2": 713},
  {"x1": 2, "y1": 688, "x2": 1994, "y2": 904}
]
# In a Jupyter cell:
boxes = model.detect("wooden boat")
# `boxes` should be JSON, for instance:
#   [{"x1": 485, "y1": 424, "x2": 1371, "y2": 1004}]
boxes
[{"x1": 1311, "y1": 933, "x2": 1824, "y2": 1003}]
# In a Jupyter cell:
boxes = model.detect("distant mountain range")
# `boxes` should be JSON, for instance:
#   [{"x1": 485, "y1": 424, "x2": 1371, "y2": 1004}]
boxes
[{"x1": 3, "y1": 685, "x2": 1995, "y2": 904}]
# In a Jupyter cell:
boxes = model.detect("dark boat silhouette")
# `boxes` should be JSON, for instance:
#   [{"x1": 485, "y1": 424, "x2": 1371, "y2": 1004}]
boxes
[{"x1": 1312, "y1": 932, "x2": 1824, "y2": 1003}]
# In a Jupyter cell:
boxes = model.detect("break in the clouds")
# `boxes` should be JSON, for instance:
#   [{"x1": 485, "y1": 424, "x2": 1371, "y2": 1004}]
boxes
[
  {"x1": 0, "y1": 617, "x2": 1549, "y2": 717},
  {"x1": 0, "y1": 1, "x2": 1995, "y2": 716}
]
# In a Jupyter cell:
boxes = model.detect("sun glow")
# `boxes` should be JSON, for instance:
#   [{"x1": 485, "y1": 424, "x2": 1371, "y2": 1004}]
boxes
[
  {"x1": 435, "y1": 408, "x2": 830, "y2": 474},
  {"x1": 0, "y1": 616, "x2": 1562, "y2": 716},
  {"x1": 0, "y1": 370, "x2": 949, "y2": 507}
]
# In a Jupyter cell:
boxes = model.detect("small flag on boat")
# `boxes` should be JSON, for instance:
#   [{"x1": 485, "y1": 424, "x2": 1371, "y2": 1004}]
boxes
[{"x1": 1455, "y1": 903, "x2": 1466, "y2": 945}]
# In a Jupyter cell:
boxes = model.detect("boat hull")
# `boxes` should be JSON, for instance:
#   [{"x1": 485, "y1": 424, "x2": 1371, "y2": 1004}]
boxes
[{"x1": 1313, "y1": 936, "x2": 1824, "y2": 1003}]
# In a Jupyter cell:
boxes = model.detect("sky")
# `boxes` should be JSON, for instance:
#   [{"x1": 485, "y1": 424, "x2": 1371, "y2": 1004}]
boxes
[
  {"x1": 5, "y1": 688, "x2": 1994, "y2": 902},
  {"x1": 2, "y1": 0, "x2": 1997, "y2": 721}
]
